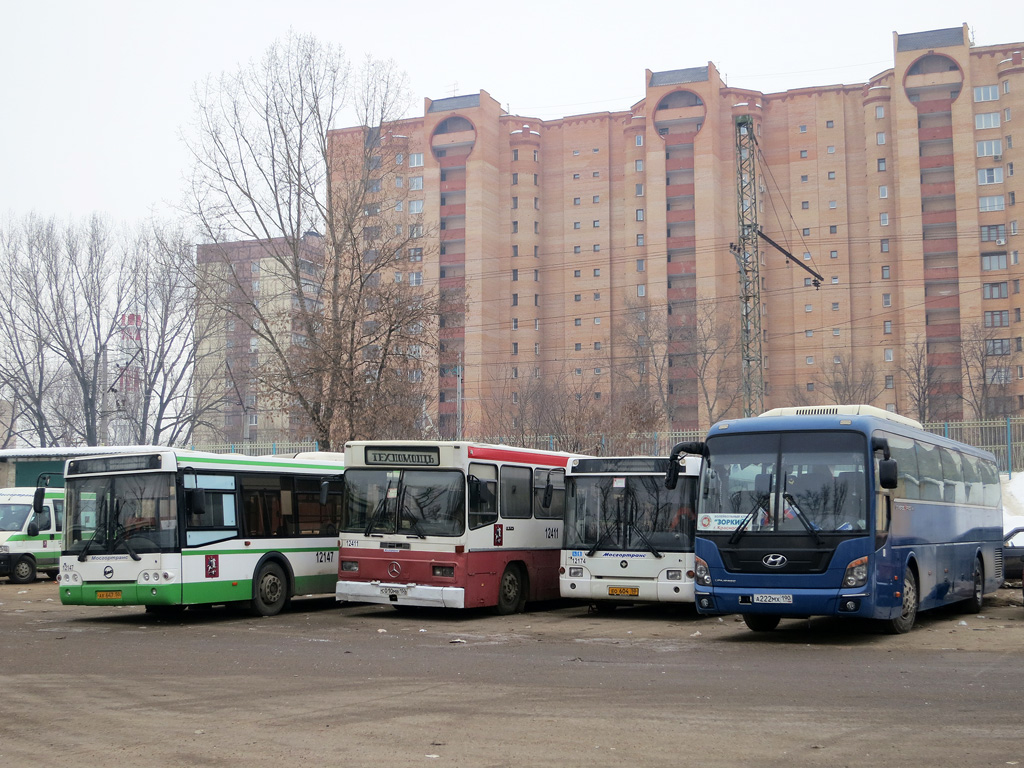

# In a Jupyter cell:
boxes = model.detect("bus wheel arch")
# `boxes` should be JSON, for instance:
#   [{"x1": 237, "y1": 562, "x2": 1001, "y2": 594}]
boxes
[
  {"x1": 250, "y1": 555, "x2": 293, "y2": 617},
  {"x1": 884, "y1": 558, "x2": 919, "y2": 634},
  {"x1": 10, "y1": 554, "x2": 37, "y2": 584},
  {"x1": 495, "y1": 561, "x2": 528, "y2": 615}
]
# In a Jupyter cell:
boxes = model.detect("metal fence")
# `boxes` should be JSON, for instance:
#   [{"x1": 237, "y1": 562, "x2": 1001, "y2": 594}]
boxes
[{"x1": 191, "y1": 418, "x2": 1024, "y2": 473}]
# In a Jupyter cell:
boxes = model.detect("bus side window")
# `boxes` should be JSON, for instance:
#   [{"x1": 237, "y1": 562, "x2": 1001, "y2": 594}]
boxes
[
  {"x1": 883, "y1": 433, "x2": 918, "y2": 500},
  {"x1": 34, "y1": 506, "x2": 52, "y2": 533},
  {"x1": 53, "y1": 500, "x2": 64, "y2": 532},
  {"x1": 535, "y1": 469, "x2": 565, "y2": 520},
  {"x1": 500, "y1": 466, "x2": 533, "y2": 519},
  {"x1": 468, "y1": 463, "x2": 497, "y2": 529},
  {"x1": 915, "y1": 442, "x2": 943, "y2": 502}
]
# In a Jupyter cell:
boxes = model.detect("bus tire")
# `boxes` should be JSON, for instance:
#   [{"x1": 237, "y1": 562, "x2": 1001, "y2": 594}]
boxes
[
  {"x1": 251, "y1": 562, "x2": 289, "y2": 617},
  {"x1": 964, "y1": 558, "x2": 984, "y2": 614},
  {"x1": 884, "y1": 567, "x2": 918, "y2": 634},
  {"x1": 495, "y1": 564, "x2": 524, "y2": 615},
  {"x1": 10, "y1": 555, "x2": 36, "y2": 584},
  {"x1": 742, "y1": 614, "x2": 781, "y2": 632}
]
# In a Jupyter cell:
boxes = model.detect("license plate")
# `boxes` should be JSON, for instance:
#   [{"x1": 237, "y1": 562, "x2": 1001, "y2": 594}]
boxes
[
  {"x1": 96, "y1": 591, "x2": 122, "y2": 600},
  {"x1": 380, "y1": 586, "x2": 407, "y2": 596},
  {"x1": 753, "y1": 593, "x2": 792, "y2": 604},
  {"x1": 608, "y1": 587, "x2": 639, "y2": 597}
]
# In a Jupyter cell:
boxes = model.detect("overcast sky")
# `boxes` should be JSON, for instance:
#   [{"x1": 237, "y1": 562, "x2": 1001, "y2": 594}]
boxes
[{"x1": 1, "y1": 0, "x2": 1017, "y2": 223}]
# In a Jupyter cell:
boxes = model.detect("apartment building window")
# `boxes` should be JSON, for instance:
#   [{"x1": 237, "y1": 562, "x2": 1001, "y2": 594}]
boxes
[
  {"x1": 637, "y1": 258, "x2": 645, "y2": 271},
  {"x1": 534, "y1": 174, "x2": 539, "y2": 185},
  {"x1": 534, "y1": 150, "x2": 539, "y2": 161},
  {"x1": 573, "y1": 245, "x2": 581, "y2": 253},
  {"x1": 829, "y1": 200, "x2": 837, "y2": 209},
  {"x1": 800, "y1": 150, "x2": 808, "y2": 158},
  {"x1": 881, "y1": 266, "x2": 890, "y2": 279},
  {"x1": 573, "y1": 221, "x2": 581, "y2": 229},
  {"x1": 574, "y1": 343, "x2": 582, "y2": 351},
  {"x1": 534, "y1": 221, "x2": 539, "y2": 234},
  {"x1": 408, "y1": 200, "x2": 424, "y2": 214},
  {"x1": 636, "y1": 183, "x2": 644, "y2": 196},
  {"x1": 534, "y1": 343, "x2": 540, "y2": 355},
  {"x1": 877, "y1": 158, "x2": 887, "y2": 171},
  {"x1": 799, "y1": 125, "x2": 807, "y2": 133},
  {"x1": 512, "y1": 173, "x2": 519, "y2": 185},
  {"x1": 512, "y1": 149, "x2": 519, "y2": 161},
  {"x1": 880, "y1": 213, "x2": 889, "y2": 226},
  {"x1": 573, "y1": 197, "x2": 580, "y2": 205},
  {"x1": 879, "y1": 185, "x2": 888, "y2": 198},
  {"x1": 637, "y1": 285, "x2": 646, "y2": 297},
  {"x1": 875, "y1": 105, "x2": 885, "y2": 118},
  {"x1": 593, "y1": 244, "x2": 600, "y2": 252},
  {"x1": 592, "y1": 268, "x2": 600, "y2": 277},
  {"x1": 512, "y1": 196, "x2": 519, "y2": 209},
  {"x1": 881, "y1": 239, "x2": 890, "y2": 252},
  {"x1": 833, "y1": 328, "x2": 841, "y2": 337},
  {"x1": 981, "y1": 224, "x2": 1006, "y2": 241},
  {"x1": 829, "y1": 225, "x2": 837, "y2": 233},
  {"x1": 635, "y1": 209, "x2": 644, "y2": 222},
  {"x1": 977, "y1": 139, "x2": 1003, "y2": 157},
  {"x1": 885, "y1": 375, "x2": 895, "y2": 389},
  {"x1": 594, "y1": 342, "x2": 602, "y2": 351},
  {"x1": 512, "y1": 269, "x2": 519, "y2": 282},
  {"x1": 409, "y1": 272, "x2": 422, "y2": 286},
  {"x1": 828, "y1": 171, "x2": 836, "y2": 179},
  {"x1": 985, "y1": 310, "x2": 1010, "y2": 327},
  {"x1": 982, "y1": 253, "x2": 1008, "y2": 271},
  {"x1": 511, "y1": 342, "x2": 519, "y2": 355},
  {"x1": 974, "y1": 85, "x2": 999, "y2": 102},
  {"x1": 883, "y1": 321, "x2": 892, "y2": 334},
  {"x1": 534, "y1": 269, "x2": 539, "y2": 281},
  {"x1": 802, "y1": 228, "x2": 811, "y2": 236},
  {"x1": 593, "y1": 196, "x2": 600, "y2": 204},
  {"x1": 832, "y1": 302, "x2": 840, "y2": 311},
  {"x1": 876, "y1": 132, "x2": 886, "y2": 145},
  {"x1": 636, "y1": 135, "x2": 643, "y2": 146},
  {"x1": 832, "y1": 276, "x2": 839, "y2": 284},
  {"x1": 979, "y1": 168, "x2": 1004, "y2": 185},
  {"x1": 807, "y1": 383, "x2": 815, "y2": 392},
  {"x1": 533, "y1": 294, "x2": 539, "y2": 306},
  {"x1": 976, "y1": 112, "x2": 1001, "y2": 130},
  {"x1": 805, "y1": 329, "x2": 814, "y2": 337},
  {"x1": 806, "y1": 356, "x2": 814, "y2": 365},
  {"x1": 884, "y1": 348, "x2": 894, "y2": 362},
  {"x1": 573, "y1": 173, "x2": 580, "y2": 180},
  {"x1": 984, "y1": 281, "x2": 1009, "y2": 299},
  {"x1": 409, "y1": 176, "x2": 423, "y2": 190},
  {"x1": 593, "y1": 220, "x2": 600, "y2": 228},
  {"x1": 636, "y1": 234, "x2": 644, "y2": 246},
  {"x1": 512, "y1": 221, "x2": 519, "y2": 233},
  {"x1": 593, "y1": 171, "x2": 600, "y2": 177},
  {"x1": 801, "y1": 201, "x2": 809, "y2": 210},
  {"x1": 511, "y1": 293, "x2": 518, "y2": 306},
  {"x1": 980, "y1": 196, "x2": 1006, "y2": 212},
  {"x1": 512, "y1": 318, "x2": 518, "y2": 331},
  {"x1": 830, "y1": 250, "x2": 838, "y2": 259},
  {"x1": 882, "y1": 293, "x2": 891, "y2": 307},
  {"x1": 574, "y1": 318, "x2": 582, "y2": 326},
  {"x1": 826, "y1": 120, "x2": 834, "y2": 128},
  {"x1": 801, "y1": 175, "x2": 809, "y2": 182},
  {"x1": 512, "y1": 245, "x2": 519, "y2": 257},
  {"x1": 574, "y1": 294, "x2": 581, "y2": 302},
  {"x1": 409, "y1": 153, "x2": 423, "y2": 167},
  {"x1": 804, "y1": 304, "x2": 813, "y2": 313}
]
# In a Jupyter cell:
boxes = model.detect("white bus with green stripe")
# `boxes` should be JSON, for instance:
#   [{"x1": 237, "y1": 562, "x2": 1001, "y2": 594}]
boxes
[
  {"x1": 56, "y1": 449, "x2": 344, "y2": 616},
  {"x1": 0, "y1": 487, "x2": 64, "y2": 583}
]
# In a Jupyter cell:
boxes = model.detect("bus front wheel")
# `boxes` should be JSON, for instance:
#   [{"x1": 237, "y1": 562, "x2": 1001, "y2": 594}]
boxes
[
  {"x1": 743, "y1": 614, "x2": 781, "y2": 632},
  {"x1": 884, "y1": 568, "x2": 918, "y2": 634},
  {"x1": 965, "y1": 558, "x2": 984, "y2": 614},
  {"x1": 10, "y1": 555, "x2": 36, "y2": 584},
  {"x1": 251, "y1": 562, "x2": 289, "y2": 617},
  {"x1": 495, "y1": 564, "x2": 525, "y2": 615}
]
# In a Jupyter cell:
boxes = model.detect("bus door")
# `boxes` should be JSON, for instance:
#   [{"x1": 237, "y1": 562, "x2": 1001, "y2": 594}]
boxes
[{"x1": 182, "y1": 474, "x2": 239, "y2": 604}]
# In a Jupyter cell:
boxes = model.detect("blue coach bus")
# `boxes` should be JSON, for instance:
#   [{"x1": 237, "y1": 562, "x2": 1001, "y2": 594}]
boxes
[{"x1": 678, "y1": 405, "x2": 1003, "y2": 634}]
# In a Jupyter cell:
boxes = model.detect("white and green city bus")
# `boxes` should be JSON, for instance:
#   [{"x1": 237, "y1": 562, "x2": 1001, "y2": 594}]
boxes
[
  {"x1": 56, "y1": 449, "x2": 344, "y2": 616},
  {"x1": 0, "y1": 486, "x2": 64, "y2": 583}
]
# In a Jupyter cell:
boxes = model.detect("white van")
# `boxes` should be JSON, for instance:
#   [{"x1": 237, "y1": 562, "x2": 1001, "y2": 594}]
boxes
[{"x1": 0, "y1": 487, "x2": 64, "y2": 583}]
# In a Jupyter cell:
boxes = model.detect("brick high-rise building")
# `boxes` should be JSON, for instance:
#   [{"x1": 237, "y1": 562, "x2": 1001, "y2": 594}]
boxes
[{"x1": 327, "y1": 24, "x2": 1023, "y2": 435}]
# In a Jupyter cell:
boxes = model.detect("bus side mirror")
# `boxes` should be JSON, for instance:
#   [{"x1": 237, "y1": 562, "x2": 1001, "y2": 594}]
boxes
[
  {"x1": 878, "y1": 459, "x2": 898, "y2": 490},
  {"x1": 188, "y1": 489, "x2": 206, "y2": 516},
  {"x1": 666, "y1": 441, "x2": 704, "y2": 489},
  {"x1": 27, "y1": 521, "x2": 39, "y2": 537},
  {"x1": 320, "y1": 480, "x2": 330, "y2": 506},
  {"x1": 32, "y1": 487, "x2": 45, "y2": 515}
]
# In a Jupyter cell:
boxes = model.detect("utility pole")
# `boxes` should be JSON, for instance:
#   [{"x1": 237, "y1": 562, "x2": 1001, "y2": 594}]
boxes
[{"x1": 733, "y1": 115, "x2": 764, "y2": 417}]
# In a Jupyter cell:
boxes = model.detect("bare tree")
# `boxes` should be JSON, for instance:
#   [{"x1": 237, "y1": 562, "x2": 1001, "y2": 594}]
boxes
[
  {"x1": 960, "y1": 322, "x2": 1018, "y2": 419},
  {"x1": 614, "y1": 298, "x2": 675, "y2": 430},
  {"x1": 898, "y1": 335, "x2": 945, "y2": 423},
  {"x1": 185, "y1": 33, "x2": 437, "y2": 449},
  {"x1": 684, "y1": 301, "x2": 742, "y2": 426},
  {"x1": 812, "y1": 353, "x2": 884, "y2": 406}
]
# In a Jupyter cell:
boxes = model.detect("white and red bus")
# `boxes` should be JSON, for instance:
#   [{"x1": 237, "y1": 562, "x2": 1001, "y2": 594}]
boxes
[{"x1": 336, "y1": 441, "x2": 584, "y2": 613}]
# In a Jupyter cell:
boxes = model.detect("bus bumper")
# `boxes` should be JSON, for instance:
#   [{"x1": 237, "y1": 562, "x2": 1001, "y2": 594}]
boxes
[
  {"x1": 560, "y1": 575, "x2": 694, "y2": 604},
  {"x1": 336, "y1": 579, "x2": 466, "y2": 608},
  {"x1": 695, "y1": 587, "x2": 871, "y2": 618},
  {"x1": 59, "y1": 581, "x2": 182, "y2": 607}
]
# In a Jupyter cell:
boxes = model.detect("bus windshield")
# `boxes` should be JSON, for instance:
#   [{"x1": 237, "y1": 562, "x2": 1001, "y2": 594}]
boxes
[
  {"x1": 700, "y1": 431, "x2": 869, "y2": 536},
  {"x1": 565, "y1": 475, "x2": 696, "y2": 553},
  {"x1": 342, "y1": 468, "x2": 466, "y2": 537},
  {"x1": 64, "y1": 474, "x2": 178, "y2": 555},
  {"x1": 0, "y1": 504, "x2": 32, "y2": 531}
]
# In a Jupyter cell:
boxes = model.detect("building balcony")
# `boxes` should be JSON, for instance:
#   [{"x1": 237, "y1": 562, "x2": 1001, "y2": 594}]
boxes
[
  {"x1": 920, "y1": 180, "x2": 955, "y2": 198},
  {"x1": 924, "y1": 266, "x2": 959, "y2": 281},
  {"x1": 438, "y1": 400, "x2": 457, "y2": 416},
  {"x1": 440, "y1": 180, "x2": 466, "y2": 193},
  {"x1": 667, "y1": 285, "x2": 696, "y2": 302},
  {"x1": 667, "y1": 208, "x2": 695, "y2": 224},
  {"x1": 440, "y1": 203, "x2": 466, "y2": 217},
  {"x1": 919, "y1": 154, "x2": 954, "y2": 171},
  {"x1": 923, "y1": 237, "x2": 958, "y2": 255},
  {"x1": 918, "y1": 125, "x2": 953, "y2": 143},
  {"x1": 915, "y1": 98, "x2": 953, "y2": 115},
  {"x1": 440, "y1": 228, "x2": 466, "y2": 243},
  {"x1": 439, "y1": 328, "x2": 464, "y2": 342},
  {"x1": 431, "y1": 129, "x2": 476, "y2": 149},
  {"x1": 438, "y1": 155, "x2": 467, "y2": 170},
  {"x1": 439, "y1": 275, "x2": 465, "y2": 290},
  {"x1": 440, "y1": 250, "x2": 465, "y2": 266},
  {"x1": 905, "y1": 70, "x2": 963, "y2": 91},
  {"x1": 666, "y1": 185, "x2": 695, "y2": 200},
  {"x1": 924, "y1": 294, "x2": 960, "y2": 311},
  {"x1": 927, "y1": 351, "x2": 962, "y2": 367},
  {"x1": 922, "y1": 210, "x2": 957, "y2": 226},
  {"x1": 666, "y1": 156, "x2": 695, "y2": 172},
  {"x1": 925, "y1": 322, "x2": 961, "y2": 340},
  {"x1": 666, "y1": 235, "x2": 696, "y2": 251}
]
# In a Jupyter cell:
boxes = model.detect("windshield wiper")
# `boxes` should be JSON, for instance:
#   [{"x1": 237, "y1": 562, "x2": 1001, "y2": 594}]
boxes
[
  {"x1": 728, "y1": 495, "x2": 768, "y2": 545},
  {"x1": 586, "y1": 525, "x2": 613, "y2": 558},
  {"x1": 77, "y1": 496, "x2": 106, "y2": 562},
  {"x1": 397, "y1": 490, "x2": 427, "y2": 539},
  {"x1": 782, "y1": 493, "x2": 823, "y2": 546},
  {"x1": 364, "y1": 478, "x2": 397, "y2": 536},
  {"x1": 628, "y1": 522, "x2": 663, "y2": 558}
]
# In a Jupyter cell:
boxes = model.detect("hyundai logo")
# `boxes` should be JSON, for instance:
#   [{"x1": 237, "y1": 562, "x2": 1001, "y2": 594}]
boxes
[
  {"x1": 387, "y1": 561, "x2": 402, "y2": 578},
  {"x1": 103, "y1": 565, "x2": 114, "y2": 579},
  {"x1": 763, "y1": 554, "x2": 787, "y2": 568}
]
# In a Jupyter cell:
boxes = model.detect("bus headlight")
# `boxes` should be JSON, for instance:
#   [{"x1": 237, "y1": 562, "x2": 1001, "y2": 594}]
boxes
[
  {"x1": 568, "y1": 567, "x2": 584, "y2": 578},
  {"x1": 665, "y1": 570, "x2": 682, "y2": 581},
  {"x1": 432, "y1": 565, "x2": 455, "y2": 577},
  {"x1": 843, "y1": 556, "x2": 869, "y2": 588},
  {"x1": 0, "y1": 545, "x2": 8, "y2": 553},
  {"x1": 694, "y1": 556, "x2": 712, "y2": 588},
  {"x1": 341, "y1": 561, "x2": 359, "y2": 572}
]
